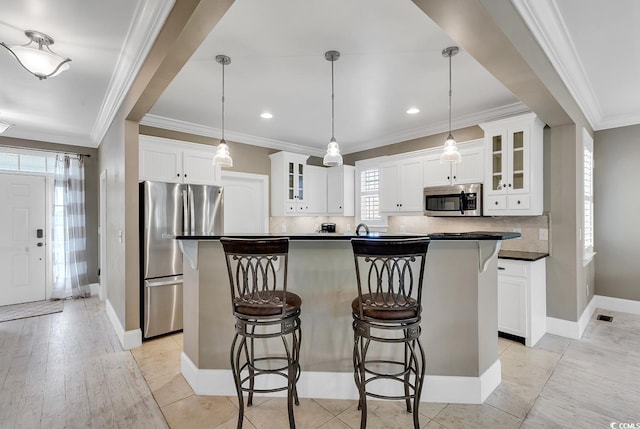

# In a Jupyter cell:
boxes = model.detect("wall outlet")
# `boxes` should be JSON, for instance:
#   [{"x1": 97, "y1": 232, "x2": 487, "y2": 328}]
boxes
[
  {"x1": 539, "y1": 228, "x2": 549, "y2": 241},
  {"x1": 586, "y1": 282, "x2": 590, "y2": 296},
  {"x1": 281, "y1": 224, "x2": 287, "y2": 233},
  {"x1": 513, "y1": 227, "x2": 521, "y2": 239},
  {"x1": 346, "y1": 224, "x2": 351, "y2": 232},
  {"x1": 400, "y1": 225, "x2": 406, "y2": 233}
]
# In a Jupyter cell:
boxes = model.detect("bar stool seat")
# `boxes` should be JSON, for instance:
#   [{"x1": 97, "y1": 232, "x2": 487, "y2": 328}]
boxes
[
  {"x1": 220, "y1": 237, "x2": 301, "y2": 429},
  {"x1": 351, "y1": 293, "x2": 418, "y2": 320}
]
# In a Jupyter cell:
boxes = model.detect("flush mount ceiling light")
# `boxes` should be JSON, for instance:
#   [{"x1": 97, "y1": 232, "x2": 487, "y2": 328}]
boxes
[
  {"x1": 323, "y1": 50, "x2": 343, "y2": 167},
  {"x1": 0, "y1": 30, "x2": 71, "y2": 80},
  {"x1": 440, "y1": 46, "x2": 462, "y2": 164},
  {"x1": 260, "y1": 112, "x2": 273, "y2": 119},
  {"x1": 407, "y1": 107, "x2": 420, "y2": 115},
  {"x1": 212, "y1": 54, "x2": 233, "y2": 168},
  {"x1": 0, "y1": 121, "x2": 13, "y2": 133}
]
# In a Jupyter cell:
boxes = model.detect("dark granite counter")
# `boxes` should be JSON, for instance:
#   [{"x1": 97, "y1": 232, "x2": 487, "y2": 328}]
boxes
[
  {"x1": 498, "y1": 250, "x2": 549, "y2": 261},
  {"x1": 176, "y1": 231, "x2": 520, "y2": 241}
]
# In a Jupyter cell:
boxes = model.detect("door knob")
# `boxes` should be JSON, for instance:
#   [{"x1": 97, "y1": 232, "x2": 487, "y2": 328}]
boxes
[{"x1": 37, "y1": 242, "x2": 44, "y2": 247}]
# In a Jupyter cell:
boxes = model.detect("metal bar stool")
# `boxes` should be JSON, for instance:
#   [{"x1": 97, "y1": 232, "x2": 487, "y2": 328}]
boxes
[
  {"x1": 350, "y1": 237, "x2": 430, "y2": 429},
  {"x1": 220, "y1": 238, "x2": 302, "y2": 429}
]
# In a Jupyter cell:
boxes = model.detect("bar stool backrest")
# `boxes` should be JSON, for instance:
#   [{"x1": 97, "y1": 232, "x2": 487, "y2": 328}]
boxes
[
  {"x1": 220, "y1": 238, "x2": 290, "y2": 317},
  {"x1": 351, "y1": 238, "x2": 430, "y2": 322}
]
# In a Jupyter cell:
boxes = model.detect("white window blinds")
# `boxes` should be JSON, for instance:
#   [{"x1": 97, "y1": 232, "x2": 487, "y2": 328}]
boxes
[
  {"x1": 360, "y1": 168, "x2": 381, "y2": 222},
  {"x1": 583, "y1": 130, "x2": 594, "y2": 257}
]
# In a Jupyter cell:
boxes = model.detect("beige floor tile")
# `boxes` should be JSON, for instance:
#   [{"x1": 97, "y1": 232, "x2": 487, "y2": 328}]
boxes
[
  {"x1": 500, "y1": 341, "x2": 561, "y2": 371},
  {"x1": 423, "y1": 420, "x2": 447, "y2": 429},
  {"x1": 316, "y1": 417, "x2": 352, "y2": 429},
  {"x1": 533, "y1": 333, "x2": 573, "y2": 355},
  {"x1": 136, "y1": 348, "x2": 182, "y2": 382},
  {"x1": 485, "y1": 379, "x2": 537, "y2": 418},
  {"x1": 244, "y1": 397, "x2": 334, "y2": 429},
  {"x1": 131, "y1": 335, "x2": 181, "y2": 362},
  {"x1": 500, "y1": 351, "x2": 553, "y2": 393},
  {"x1": 162, "y1": 395, "x2": 237, "y2": 429},
  {"x1": 148, "y1": 372, "x2": 195, "y2": 407},
  {"x1": 172, "y1": 332, "x2": 184, "y2": 348},
  {"x1": 214, "y1": 416, "x2": 258, "y2": 429},
  {"x1": 497, "y1": 337, "x2": 513, "y2": 355},
  {"x1": 522, "y1": 395, "x2": 615, "y2": 429},
  {"x1": 336, "y1": 400, "x2": 430, "y2": 429},
  {"x1": 313, "y1": 398, "x2": 359, "y2": 416},
  {"x1": 433, "y1": 404, "x2": 522, "y2": 429},
  {"x1": 419, "y1": 402, "x2": 447, "y2": 420}
]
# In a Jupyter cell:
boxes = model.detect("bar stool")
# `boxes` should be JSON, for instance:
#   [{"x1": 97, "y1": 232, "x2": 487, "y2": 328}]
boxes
[
  {"x1": 350, "y1": 238, "x2": 430, "y2": 429},
  {"x1": 220, "y1": 238, "x2": 302, "y2": 429}
]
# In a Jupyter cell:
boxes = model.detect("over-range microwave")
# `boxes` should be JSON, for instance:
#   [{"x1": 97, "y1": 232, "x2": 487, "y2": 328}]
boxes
[{"x1": 423, "y1": 183, "x2": 483, "y2": 217}]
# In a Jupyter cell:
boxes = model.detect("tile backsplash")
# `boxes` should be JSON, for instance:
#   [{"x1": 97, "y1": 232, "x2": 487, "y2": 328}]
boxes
[{"x1": 270, "y1": 214, "x2": 550, "y2": 254}]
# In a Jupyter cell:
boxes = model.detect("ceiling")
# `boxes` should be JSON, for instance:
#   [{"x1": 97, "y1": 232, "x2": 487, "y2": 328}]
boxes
[{"x1": 0, "y1": 0, "x2": 638, "y2": 153}]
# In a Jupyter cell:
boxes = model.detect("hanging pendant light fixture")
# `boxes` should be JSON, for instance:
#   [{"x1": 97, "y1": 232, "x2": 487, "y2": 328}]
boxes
[
  {"x1": 212, "y1": 54, "x2": 233, "y2": 168},
  {"x1": 1, "y1": 30, "x2": 71, "y2": 80},
  {"x1": 323, "y1": 50, "x2": 343, "y2": 167},
  {"x1": 440, "y1": 46, "x2": 462, "y2": 164}
]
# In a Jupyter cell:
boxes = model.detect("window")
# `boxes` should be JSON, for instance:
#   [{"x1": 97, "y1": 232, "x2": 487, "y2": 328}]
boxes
[
  {"x1": 582, "y1": 129, "x2": 595, "y2": 263},
  {"x1": 355, "y1": 158, "x2": 387, "y2": 229},
  {"x1": 0, "y1": 149, "x2": 56, "y2": 174}
]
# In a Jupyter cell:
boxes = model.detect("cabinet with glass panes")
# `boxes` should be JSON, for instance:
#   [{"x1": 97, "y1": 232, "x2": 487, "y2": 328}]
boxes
[{"x1": 480, "y1": 113, "x2": 545, "y2": 216}]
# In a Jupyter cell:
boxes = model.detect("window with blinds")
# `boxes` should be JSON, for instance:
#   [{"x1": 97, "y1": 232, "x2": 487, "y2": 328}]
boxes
[
  {"x1": 583, "y1": 130, "x2": 594, "y2": 259},
  {"x1": 360, "y1": 168, "x2": 381, "y2": 222}
]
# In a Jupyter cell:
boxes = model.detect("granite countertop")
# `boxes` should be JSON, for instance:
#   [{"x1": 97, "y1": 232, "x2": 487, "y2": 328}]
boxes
[
  {"x1": 498, "y1": 250, "x2": 549, "y2": 261},
  {"x1": 176, "y1": 231, "x2": 520, "y2": 241}
]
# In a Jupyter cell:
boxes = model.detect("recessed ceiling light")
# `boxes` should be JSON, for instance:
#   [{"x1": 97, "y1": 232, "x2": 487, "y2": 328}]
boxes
[
  {"x1": 406, "y1": 107, "x2": 420, "y2": 115},
  {"x1": 260, "y1": 112, "x2": 273, "y2": 119}
]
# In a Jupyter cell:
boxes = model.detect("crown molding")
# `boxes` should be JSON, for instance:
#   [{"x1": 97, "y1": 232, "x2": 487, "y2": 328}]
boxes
[
  {"x1": 141, "y1": 114, "x2": 327, "y2": 156},
  {"x1": 512, "y1": 0, "x2": 603, "y2": 129},
  {"x1": 90, "y1": 0, "x2": 175, "y2": 146}
]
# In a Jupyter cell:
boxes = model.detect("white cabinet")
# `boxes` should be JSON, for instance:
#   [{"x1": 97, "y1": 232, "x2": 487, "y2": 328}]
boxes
[
  {"x1": 305, "y1": 165, "x2": 327, "y2": 215},
  {"x1": 423, "y1": 140, "x2": 484, "y2": 187},
  {"x1": 380, "y1": 157, "x2": 424, "y2": 213},
  {"x1": 497, "y1": 258, "x2": 546, "y2": 347},
  {"x1": 139, "y1": 136, "x2": 218, "y2": 185},
  {"x1": 327, "y1": 165, "x2": 355, "y2": 216},
  {"x1": 480, "y1": 113, "x2": 544, "y2": 215},
  {"x1": 270, "y1": 152, "x2": 312, "y2": 216}
]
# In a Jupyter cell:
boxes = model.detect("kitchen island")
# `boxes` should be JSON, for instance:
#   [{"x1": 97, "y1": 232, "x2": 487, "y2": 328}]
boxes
[{"x1": 177, "y1": 231, "x2": 519, "y2": 404}]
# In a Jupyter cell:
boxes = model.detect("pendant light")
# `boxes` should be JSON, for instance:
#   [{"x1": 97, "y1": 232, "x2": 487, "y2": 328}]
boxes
[
  {"x1": 440, "y1": 46, "x2": 462, "y2": 164},
  {"x1": 1, "y1": 30, "x2": 71, "y2": 80},
  {"x1": 212, "y1": 54, "x2": 233, "y2": 168},
  {"x1": 323, "y1": 50, "x2": 343, "y2": 166}
]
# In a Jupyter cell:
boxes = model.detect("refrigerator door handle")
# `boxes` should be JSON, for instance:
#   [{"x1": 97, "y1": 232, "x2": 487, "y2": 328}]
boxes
[
  {"x1": 189, "y1": 186, "x2": 196, "y2": 235},
  {"x1": 145, "y1": 276, "x2": 184, "y2": 288},
  {"x1": 182, "y1": 189, "x2": 189, "y2": 235}
]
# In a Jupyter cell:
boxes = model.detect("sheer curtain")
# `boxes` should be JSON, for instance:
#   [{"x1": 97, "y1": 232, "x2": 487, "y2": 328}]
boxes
[{"x1": 51, "y1": 154, "x2": 90, "y2": 299}]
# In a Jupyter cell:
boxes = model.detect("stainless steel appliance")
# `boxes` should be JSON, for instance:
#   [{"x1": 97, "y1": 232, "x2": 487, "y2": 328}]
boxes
[
  {"x1": 140, "y1": 181, "x2": 223, "y2": 339},
  {"x1": 423, "y1": 183, "x2": 482, "y2": 217},
  {"x1": 321, "y1": 223, "x2": 336, "y2": 233}
]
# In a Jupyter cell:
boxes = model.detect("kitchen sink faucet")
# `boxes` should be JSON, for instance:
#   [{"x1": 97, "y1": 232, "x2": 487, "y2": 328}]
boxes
[{"x1": 355, "y1": 223, "x2": 370, "y2": 236}]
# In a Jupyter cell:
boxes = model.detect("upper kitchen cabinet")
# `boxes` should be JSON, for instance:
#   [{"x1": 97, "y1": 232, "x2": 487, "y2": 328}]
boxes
[
  {"x1": 380, "y1": 156, "x2": 424, "y2": 214},
  {"x1": 423, "y1": 140, "x2": 484, "y2": 187},
  {"x1": 480, "y1": 113, "x2": 545, "y2": 216},
  {"x1": 305, "y1": 165, "x2": 328, "y2": 215},
  {"x1": 270, "y1": 151, "x2": 311, "y2": 216},
  {"x1": 139, "y1": 136, "x2": 219, "y2": 185},
  {"x1": 327, "y1": 165, "x2": 355, "y2": 216}
]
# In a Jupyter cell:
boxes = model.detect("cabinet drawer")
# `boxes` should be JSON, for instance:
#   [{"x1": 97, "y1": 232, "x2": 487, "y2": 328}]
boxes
[
  {"x1": 487, "y1": 195, "x2": 506, "y2": 210},
  {"x1": 497, "y1": 260, "x2": 528, "y2": 277},
  {"x1": 507, "y1": 194, "x2": 530, "y2": 210}
]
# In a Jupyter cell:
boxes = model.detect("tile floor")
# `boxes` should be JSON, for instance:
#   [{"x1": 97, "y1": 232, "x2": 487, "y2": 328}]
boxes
[
  {"x1": 132, "y1": 307, "x2": 640, "y2": 429},
  {"x1": 2, "y1": 297, "x2": 639, "y2": 428}
]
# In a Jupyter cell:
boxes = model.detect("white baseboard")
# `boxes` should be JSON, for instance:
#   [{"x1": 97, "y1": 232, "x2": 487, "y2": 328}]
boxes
[
  {"x1": 546, "y1": 294, "x2": 640, "y2": 340},
  {"x1": 105, "y1": 299, "x2": 142, "y2": 350},
  {"x1": 181, "y1": 352, "x2": 500, "y2": 404}
]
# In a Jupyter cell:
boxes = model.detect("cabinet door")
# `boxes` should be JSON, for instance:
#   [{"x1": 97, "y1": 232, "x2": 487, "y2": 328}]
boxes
[
  {"x1": 140, "y1": 144, "x2": 182, "y2": 183},
  {"x1": 506, "y1": 126, "x2": 530, "y2": 195},
  {"x1": 497, "y1": 274, "x2": 527, "y2": 337},
  {"x1": 486, "y1": 129, "x2": 508, "y2": 195},
  {"x1": 287, "y1": 161, "x2": 305, "y2": 202},
  {"x1": 423, "y1": 154, "x2": 452, "y2": 187},
  {"x1": 326, "y1": 166, "x2": 343, "y2": 214},
  {"x1": 182, "y1": 150, "x2": 217, "y2": 185},
  {"x1": 455, "y1": 147, "x2": 484, "y2": 184},
  {"x1": 380, "y1": 163, "x2": 399, "y2": 212},
  {"x1": 305, "y1": 165, "x2": 327, "y2": 214},
  {"x1": 398, "y1": 159, "x2": 424, "y2": 212}
]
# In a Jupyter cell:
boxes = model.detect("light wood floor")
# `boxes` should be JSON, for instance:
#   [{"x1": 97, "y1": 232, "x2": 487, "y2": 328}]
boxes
[{"x1": 2, "y1": 298, "x2": 640, "y2": 428}]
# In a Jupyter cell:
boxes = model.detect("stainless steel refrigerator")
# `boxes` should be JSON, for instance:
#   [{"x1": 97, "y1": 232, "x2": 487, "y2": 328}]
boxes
[{"x1": 140, "y1": 181, "x2": 223, "y2": 339}]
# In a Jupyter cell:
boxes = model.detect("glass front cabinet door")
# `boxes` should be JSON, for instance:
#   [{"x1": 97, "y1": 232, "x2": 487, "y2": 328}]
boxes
[{"x1": 480, "y1": 113, "x2": 545, "y2": 216}]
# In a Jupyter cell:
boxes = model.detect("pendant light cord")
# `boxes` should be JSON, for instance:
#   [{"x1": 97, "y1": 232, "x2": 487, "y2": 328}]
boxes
[
  {"x1": 331, "y1": 57, "x2": 335, "y2": 140},
  {"x1": 448, "y1": 51, "x2": 452, "y2": 136},
  {"x1": 221, "y1": 60, "x2": 225, "y2": 141}
]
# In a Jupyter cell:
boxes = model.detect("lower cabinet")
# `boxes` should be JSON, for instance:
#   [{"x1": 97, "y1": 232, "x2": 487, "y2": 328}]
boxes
[{"x1": 497, "y1": 258, "x2": 546, "y2": 347}]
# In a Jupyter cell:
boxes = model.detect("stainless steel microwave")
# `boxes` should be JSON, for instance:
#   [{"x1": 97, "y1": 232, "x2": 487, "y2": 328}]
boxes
[{"x1": 423, "y1": 183, "x2": 482, "y2": 217}]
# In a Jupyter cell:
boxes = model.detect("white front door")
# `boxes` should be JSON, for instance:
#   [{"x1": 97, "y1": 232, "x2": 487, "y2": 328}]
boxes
[{"x1": 0, "y1": 174, "x2": 47, "y2": 306}]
